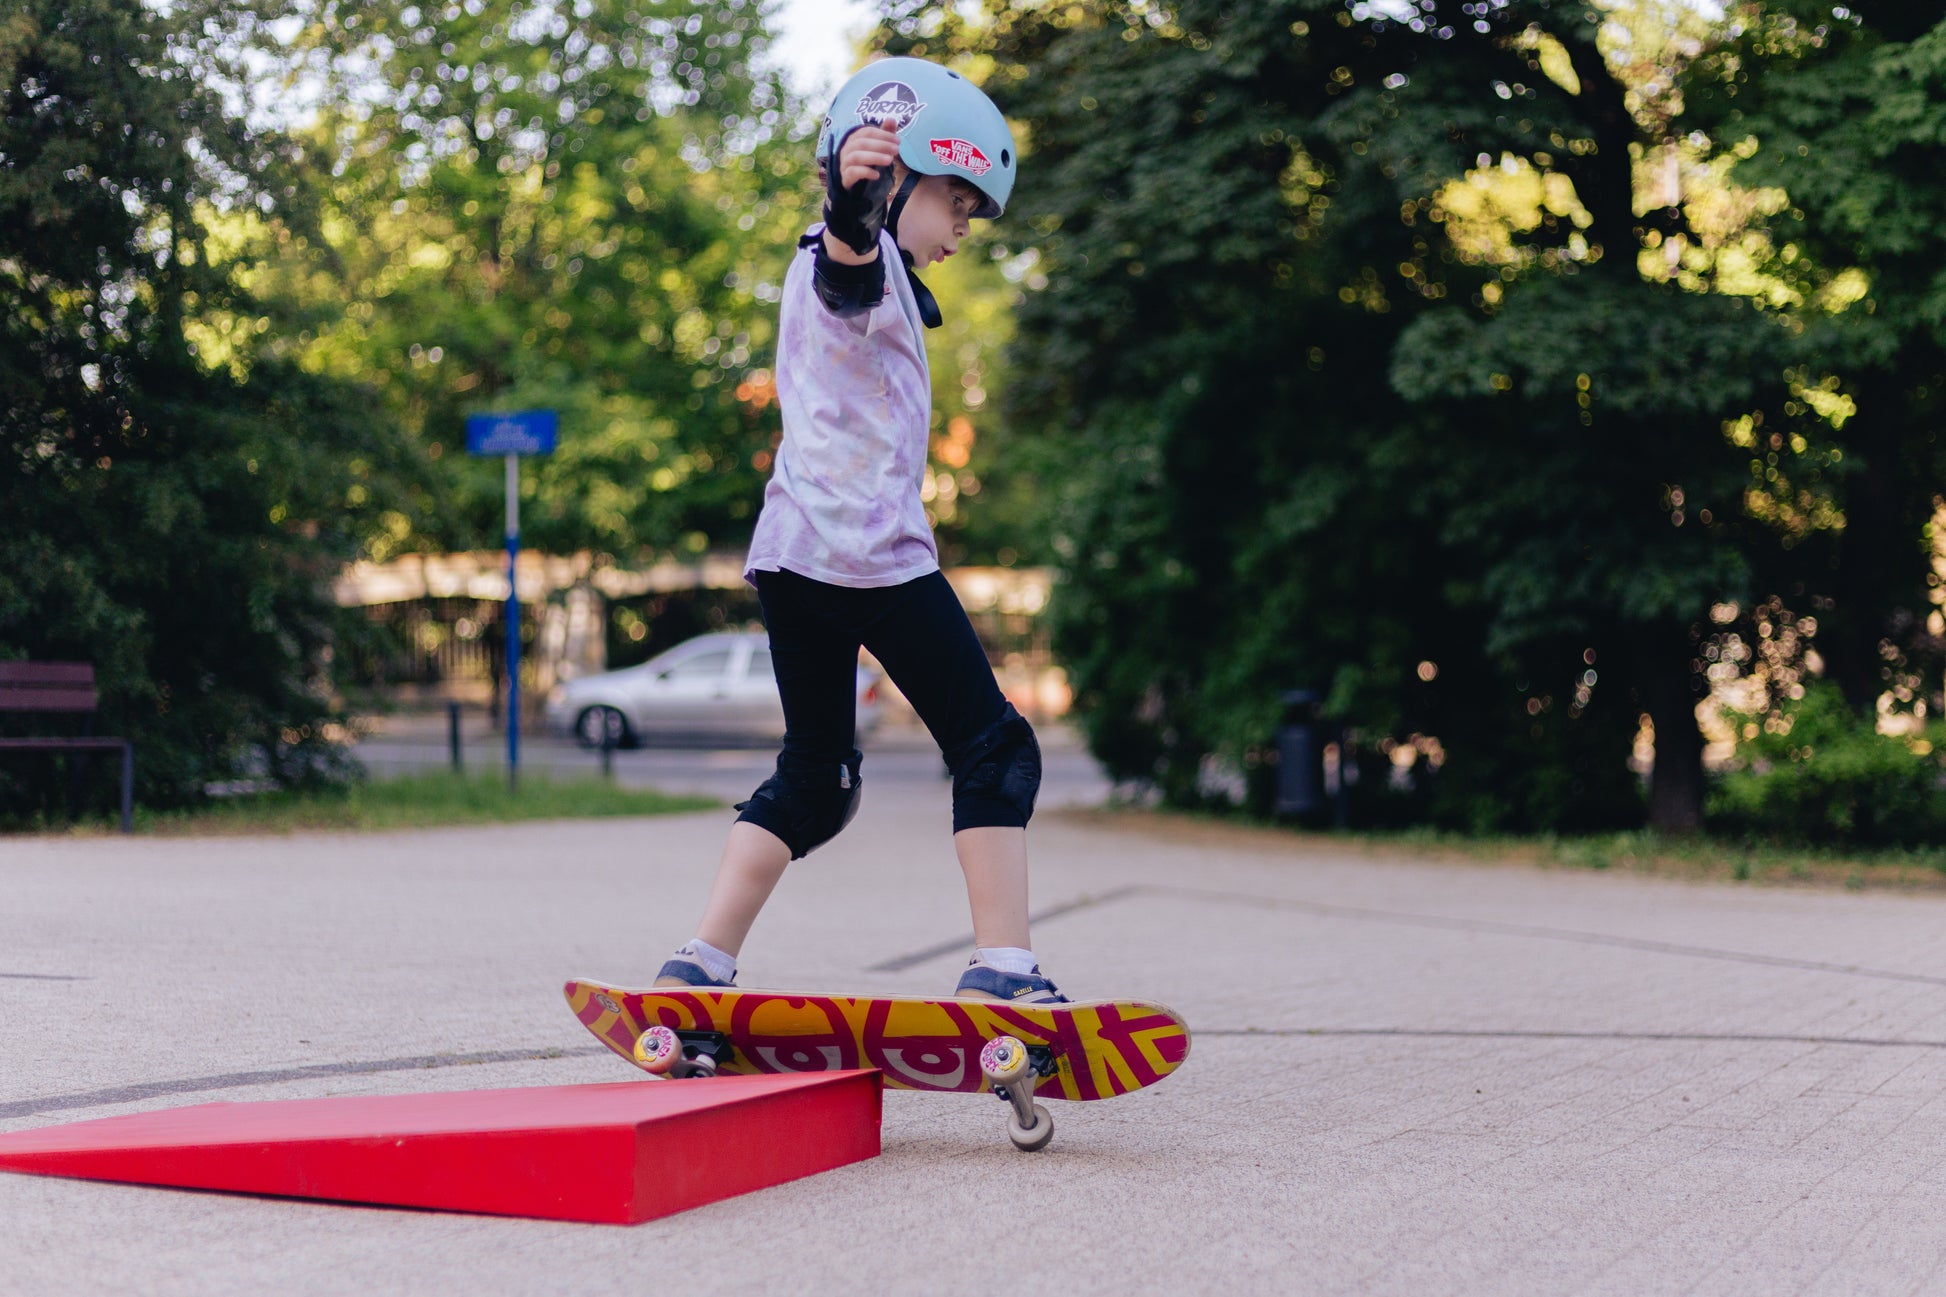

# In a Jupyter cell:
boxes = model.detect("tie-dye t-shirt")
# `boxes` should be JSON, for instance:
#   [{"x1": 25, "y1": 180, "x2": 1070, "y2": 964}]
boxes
[{"x1": 742, "y1": 225, "x2": 936, "y2": 589}]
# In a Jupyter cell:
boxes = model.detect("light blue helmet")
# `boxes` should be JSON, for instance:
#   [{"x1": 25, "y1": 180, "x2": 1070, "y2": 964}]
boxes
[{"x1": 816, "y1": 56, "x2": 1017, "y2": 219}]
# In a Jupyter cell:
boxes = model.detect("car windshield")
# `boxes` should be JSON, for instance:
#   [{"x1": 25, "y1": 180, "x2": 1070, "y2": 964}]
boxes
[
  {"x1": 662, "y1": 648, "x2": 733, "y2": 680},
  {"x1": 748, "y1": 649, "x2": 772, "y2": 680}
]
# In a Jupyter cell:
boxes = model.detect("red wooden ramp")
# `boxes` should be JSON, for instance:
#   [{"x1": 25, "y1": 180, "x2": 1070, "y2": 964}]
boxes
[{"x1": 0, "y1": 1072, "x2": 881, "y2": 1224}]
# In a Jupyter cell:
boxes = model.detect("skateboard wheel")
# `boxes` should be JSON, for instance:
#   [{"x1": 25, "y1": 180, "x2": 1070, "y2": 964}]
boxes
[
  {"x1": 980, "y1": 1035, "x2": 1030, "y2": 1086},
  {"x1": 1007, "y1": 1102, "x2": 1053, "y2": 1152},
  {"x1": 633, "y1": 1025, "x2": 681, "y2": 1074}
]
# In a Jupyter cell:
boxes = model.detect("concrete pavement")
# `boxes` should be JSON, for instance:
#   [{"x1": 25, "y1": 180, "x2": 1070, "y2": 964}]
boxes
[{"x1": 7, "y1": 778, "x2": 1946, "y2": 1293}]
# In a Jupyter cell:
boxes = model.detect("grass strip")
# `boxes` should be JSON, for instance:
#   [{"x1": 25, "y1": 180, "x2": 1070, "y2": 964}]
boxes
[
  {"x1": 24, "y1": 770, "x2": 720, "y2": 837},
  {"x1": 1058, "y1": 806, "x2": 1946, "y2": 893}
]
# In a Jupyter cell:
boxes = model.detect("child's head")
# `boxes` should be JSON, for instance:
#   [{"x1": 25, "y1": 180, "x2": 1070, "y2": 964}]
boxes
[
  {"x1": 883, "y1": 163, "x2": 984, "y2": 267},
  {"x1": 816, "y1": 56, "x2": 1016, "y2": 232}
]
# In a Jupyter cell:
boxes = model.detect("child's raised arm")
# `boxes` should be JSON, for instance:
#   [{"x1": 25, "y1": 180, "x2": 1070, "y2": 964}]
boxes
[
  {"x1": 822, "y1": 122, "x2": 900, "y2": 266},
  {"x1": 807, "y1": 120, "x2": 902, "y2": 319}
]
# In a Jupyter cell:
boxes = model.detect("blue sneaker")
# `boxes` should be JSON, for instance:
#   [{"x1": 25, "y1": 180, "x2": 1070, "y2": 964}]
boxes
[
  {"x1": 654, "y1": 946, "x2": 736, "y2": 989},
  {"x1": 955, "y1": 955, "x2": 1070, "y2": 1004}
]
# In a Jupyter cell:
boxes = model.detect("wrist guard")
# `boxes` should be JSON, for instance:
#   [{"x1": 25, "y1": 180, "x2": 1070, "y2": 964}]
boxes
[
  {"x1": 799, "y1": 231, "x2": 888, "y2": 319},
  {"x1": 822, "y1": 126, "x2": 895, "y2": 257}
]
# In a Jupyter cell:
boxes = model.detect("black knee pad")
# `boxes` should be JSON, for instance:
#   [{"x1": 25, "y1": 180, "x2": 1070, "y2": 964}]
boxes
[
  {"x1": 735, "y1": 748, "x2": 863, "y2": 859},
  {"x1": 944, "y1": 703, "x2": 1041, "y2": 832}
]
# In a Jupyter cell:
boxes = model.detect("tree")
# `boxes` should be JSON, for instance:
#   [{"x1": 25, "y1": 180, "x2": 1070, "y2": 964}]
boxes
[
  {"x1": 1359, "y1": 0, "x2": 1807, "y2": 830},
  {"x1": 891, "y1": 0, "x2": 1878, "y2": 832},
  {"x1": 1681, "y1": 6, "x2": 1946, "y2": 720},
  {"x1": 0, "y1": 0, "x2": 407, "y2": 816},
  {"x1": 255, "y1": 0, "x2": 814, "y2": 565}
]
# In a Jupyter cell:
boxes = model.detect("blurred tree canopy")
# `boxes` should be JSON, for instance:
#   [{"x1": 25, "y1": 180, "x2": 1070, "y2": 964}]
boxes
[
  {"x1": 1681, "y1": 3, "x2": 1946, "y2": 720},
  {"x1": 246, "y1": 0, "x2": 803, "y2": 561},
  {"x1": 248, "y1": 0, "x2": 1036, "y2": 569},
  {"x1": 0, "y1": 0, "x2": 408, "y2": 816},
  {"x1": 913, "y1": 241, "x2": 1044, "y2": 567},
  {"x1": 885, "y1": 0, "x2": 1944, "y2": 833}
]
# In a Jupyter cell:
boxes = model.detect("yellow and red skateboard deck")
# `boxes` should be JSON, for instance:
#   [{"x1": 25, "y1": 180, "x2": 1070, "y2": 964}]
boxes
[{"x1": 564, "y1": 981, "x2": 1191, "y2": 1102}]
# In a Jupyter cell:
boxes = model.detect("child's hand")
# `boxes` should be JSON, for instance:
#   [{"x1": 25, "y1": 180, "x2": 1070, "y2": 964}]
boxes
[
  {"x1": 839, "y1": 122, "x2": 901, "y2": 191},
  {"x1": 824, "y1": 121, "x2": 901, "y2": 260}
]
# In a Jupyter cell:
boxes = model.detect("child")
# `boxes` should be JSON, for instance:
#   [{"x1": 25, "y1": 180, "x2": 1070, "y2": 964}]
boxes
[{"x1": 654, "y1": 57, "x2": 1063, "y2": 1004}]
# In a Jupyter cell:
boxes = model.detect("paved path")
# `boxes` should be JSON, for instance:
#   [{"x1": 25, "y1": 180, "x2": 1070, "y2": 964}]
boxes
[
  {"x1": 6, "y1": 787, "x2": 1946, "y2": 1294},
  {"x1": 350, "y1": 710, "x2": 1116, "y2": 808}
]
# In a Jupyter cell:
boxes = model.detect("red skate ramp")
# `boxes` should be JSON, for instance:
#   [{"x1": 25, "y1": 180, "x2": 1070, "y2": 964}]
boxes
[{"x1": 0, "y1": 1071, "x2": 882, "y2": 1224}]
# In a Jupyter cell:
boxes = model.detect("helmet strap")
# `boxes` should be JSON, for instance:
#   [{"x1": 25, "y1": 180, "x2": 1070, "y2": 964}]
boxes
[
  {"x1": 900, "y1": 249, "x2": 943, "y2": 330},
  {"x1": 885, "y1": 170, "x2": 923, "y2": 242},
  {"x1": 882, "y1": 170, "x2": 941, "y2": 328}
]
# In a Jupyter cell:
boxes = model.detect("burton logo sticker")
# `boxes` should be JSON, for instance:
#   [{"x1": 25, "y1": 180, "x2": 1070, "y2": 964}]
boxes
[{"x1": 855, "y1": 82, "x2": 926, "y2": 131}]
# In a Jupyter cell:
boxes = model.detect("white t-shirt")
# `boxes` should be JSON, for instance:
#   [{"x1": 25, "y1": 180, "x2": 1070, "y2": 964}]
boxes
[{"x1": 743, "y1": 226, "x2": 937, "y2": 588}]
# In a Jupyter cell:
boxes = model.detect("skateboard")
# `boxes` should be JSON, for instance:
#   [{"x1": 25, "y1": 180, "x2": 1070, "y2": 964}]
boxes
[{"x1": 564, "y1": 980, "x2": 1191, "y2": 1152}]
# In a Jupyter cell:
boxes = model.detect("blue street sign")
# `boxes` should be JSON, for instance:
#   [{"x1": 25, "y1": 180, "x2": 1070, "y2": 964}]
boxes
[
  {"x1": 465, "y1": 409, "x2": 558, "y2": 456},
  {"x1": 463, "y1": 409, "x2": 558, "y2": 790}
]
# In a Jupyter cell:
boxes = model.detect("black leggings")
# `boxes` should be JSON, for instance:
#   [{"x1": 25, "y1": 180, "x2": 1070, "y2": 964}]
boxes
[{"x1": 745, "y1": 567, "x2": 1024, "y2": 833}]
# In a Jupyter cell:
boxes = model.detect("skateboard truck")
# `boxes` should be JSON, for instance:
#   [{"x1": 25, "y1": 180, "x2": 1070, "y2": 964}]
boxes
[
  {"x1": 980, "y1": 1036, "x2": 1055, "y2": 1152},
  {"x1": 633, "y1": 1026, "x2": 732, "y2": 1079}
]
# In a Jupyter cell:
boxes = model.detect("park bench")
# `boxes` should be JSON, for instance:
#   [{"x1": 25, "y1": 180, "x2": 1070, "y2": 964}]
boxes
[{"x1": 0, "y1": 662, "x2": 133, "y2": 833}]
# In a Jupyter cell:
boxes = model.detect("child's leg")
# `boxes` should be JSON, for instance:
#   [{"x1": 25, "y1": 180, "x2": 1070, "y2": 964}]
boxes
[
  {"x1": 952, "y1": 825, "x2": 1030, "y2": 949},
  {"x1": 859, "y1": 572, "x2": 1053, "y2": 995},
  {"x1": 658, "y1": 570, "x2": 863, "y2": 987},
  {"x1": 692, "y1": 820, "x2": 793, "y2": 956}
]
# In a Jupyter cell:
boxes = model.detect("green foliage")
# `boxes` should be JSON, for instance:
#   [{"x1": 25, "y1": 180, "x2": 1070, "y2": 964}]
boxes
[
  {"x1": 0, "y1": 0, "x2": 406, "y2": 816},
  {"x1": 896, "y1": 0, "x2": 1729, "y2": 828},
  {"x1": 1709, "y1": 681, "x2": 1946, "y2": 846},
  {"x1": 1393, "y1": 275, "x2": 1778, "y2": 648},
  {"x1": 895, "y1": 0, "x2": 1944, "y2": 838},
  {"x1": 257, "y1": 0, "x2": 808, "y2": 562},
  {"x1": 893, "y1": 0, "x2": 1462, "y2": 807},
  {"x1": 1681, "y1": 11, "x2": 1946, "y2": 711},
  {"x1": 913, "y1": 244, "x2": 1039, "y2": 566}
]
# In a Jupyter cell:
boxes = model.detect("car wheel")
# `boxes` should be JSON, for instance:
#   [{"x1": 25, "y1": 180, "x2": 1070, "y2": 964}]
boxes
[{"x1": 574, "y1": 705, "x2": 633, "y2": 750}]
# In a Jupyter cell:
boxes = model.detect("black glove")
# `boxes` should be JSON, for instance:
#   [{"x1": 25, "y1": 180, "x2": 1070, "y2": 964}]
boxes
[{"x1": 822, "y1": 125, "x2": 896, "y2": 257}]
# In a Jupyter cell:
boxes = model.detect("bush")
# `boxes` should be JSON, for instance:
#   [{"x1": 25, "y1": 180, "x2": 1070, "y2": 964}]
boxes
[{"x1": 1708, "y1": 682, "x2": 1946, "y2": 846}]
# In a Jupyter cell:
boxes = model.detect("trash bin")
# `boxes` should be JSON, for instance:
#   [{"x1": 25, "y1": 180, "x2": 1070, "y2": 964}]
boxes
[{"x1": 1274, "y1": 689, "x2": 1328, "y2": 820}]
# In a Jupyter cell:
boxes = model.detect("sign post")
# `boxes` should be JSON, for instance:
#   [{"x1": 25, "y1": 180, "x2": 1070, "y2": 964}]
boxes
[{"x1": 465, "y1": 410, "x2": 558, "y2": 790}]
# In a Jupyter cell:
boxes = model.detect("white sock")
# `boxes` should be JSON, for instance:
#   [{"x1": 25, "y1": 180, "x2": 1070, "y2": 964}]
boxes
[
  {"x1": 975, "y1": 946, "x2": 1037, "y2": 975},
  {"x1": 677, "y1": 938, "x2": 737, "y2": 983}
]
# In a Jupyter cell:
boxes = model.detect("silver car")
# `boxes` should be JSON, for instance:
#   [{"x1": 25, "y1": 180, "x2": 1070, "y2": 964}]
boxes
[{"x1": 543, "y1": 630, "x2": 881, "y2": 748}]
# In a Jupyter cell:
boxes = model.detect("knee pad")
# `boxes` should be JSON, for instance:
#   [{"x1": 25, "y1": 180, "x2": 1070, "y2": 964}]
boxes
[
  {"x1": 944, "y1": 703, "x2": 1041, "y2": 832},
  {"x1": 735, "y1": 748, "x2": 863, "y2": 859}
]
